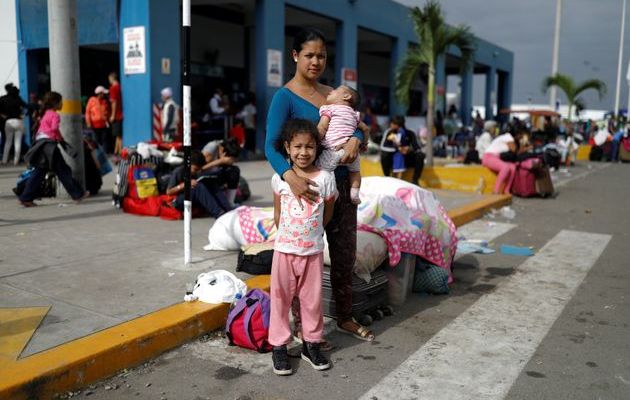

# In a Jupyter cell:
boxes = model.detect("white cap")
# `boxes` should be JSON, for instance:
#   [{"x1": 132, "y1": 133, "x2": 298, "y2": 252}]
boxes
[
  {"x1": 161, "y1": 87, "x2": 173, "y2": 98},
  {"x1": 94, "y1": 85, "x2": 108, "y2": 94}
]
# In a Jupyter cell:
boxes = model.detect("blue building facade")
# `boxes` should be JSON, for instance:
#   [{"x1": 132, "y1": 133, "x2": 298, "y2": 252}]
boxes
[{"x1": 15, "y1": 0, "x2": 513, "y2": 150}]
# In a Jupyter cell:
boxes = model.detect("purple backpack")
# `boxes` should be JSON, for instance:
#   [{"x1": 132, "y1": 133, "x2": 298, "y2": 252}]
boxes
[{"x1": 225, "y1": 289, "x2": 272, "y2": 353}]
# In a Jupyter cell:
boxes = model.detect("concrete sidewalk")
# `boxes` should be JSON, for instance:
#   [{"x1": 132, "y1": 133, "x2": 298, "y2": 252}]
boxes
[{"x1": 0, "y1": 160, "x2": 515, "y2": 398}]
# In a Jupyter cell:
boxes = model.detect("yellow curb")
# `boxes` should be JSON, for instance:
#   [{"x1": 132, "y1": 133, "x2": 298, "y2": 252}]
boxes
[
  {"x1": 447, "y1": 194, "x2": 512, "y2": 227},
  {"x1": 0, "y1": 275, "x2": 270, "y2": 400},
  {"x1": 0, "y1": 192, "x2": 508, "y2": 399}
]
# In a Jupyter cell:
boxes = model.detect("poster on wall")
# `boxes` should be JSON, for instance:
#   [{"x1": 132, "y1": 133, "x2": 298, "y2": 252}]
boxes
[
  {"x1": 123, "y1": 26, "x2": 146, "y2": 75},
  {"x1": 267, "y1": 49, "x2": 282, "y2": 87},
  {"x1": 341, "y1": 68, "x2": 357, "y2": 89}
]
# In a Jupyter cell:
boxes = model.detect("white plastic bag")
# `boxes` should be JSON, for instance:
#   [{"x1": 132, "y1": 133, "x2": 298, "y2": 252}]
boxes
[{"x1": 192, "y1": 270, "x2": 247, "y2": 304}]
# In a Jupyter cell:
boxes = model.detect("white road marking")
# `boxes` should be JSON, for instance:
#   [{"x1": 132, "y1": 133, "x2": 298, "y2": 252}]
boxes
[{"x1": 361, "y1": 230, "x2": 611, "y2": 400}]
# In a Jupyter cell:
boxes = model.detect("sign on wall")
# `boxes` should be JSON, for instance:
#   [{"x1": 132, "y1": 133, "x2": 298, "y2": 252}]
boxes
[
  {"x1": 123, "y1": 26, "x2": 146, "y2": 75},
  {"x1": 267, "y1": 49, "x2": 282, "y2": 87},
  {"x1": 341, "y1": 68, "x2": 357, "y2": 89}
]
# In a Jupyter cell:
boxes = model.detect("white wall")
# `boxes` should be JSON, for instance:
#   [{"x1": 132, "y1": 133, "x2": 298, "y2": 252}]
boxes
[{"x1": 0, "y1": 0, "x2": 19, "y2": 93}]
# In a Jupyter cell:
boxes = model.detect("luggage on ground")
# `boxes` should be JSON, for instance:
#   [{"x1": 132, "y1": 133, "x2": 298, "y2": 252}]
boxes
[
  {"x1": 512, "y1": 158, "x2": 541, "y2": 198},
  {"x1": 225, "y1": 289, "x2": 272, "y2": 353},
  {"x1": 237, "y1": 242, "x2": 274, "y2": 275},
  {"x1": 619, "y1": 137, "x2": 630, "y2": 162},
  {"x1": 535, "y1": 165, "x2": 554, "y2": 197},
  {"x1": 322, "y1": 266, "x2": 391, "y2": 326}
]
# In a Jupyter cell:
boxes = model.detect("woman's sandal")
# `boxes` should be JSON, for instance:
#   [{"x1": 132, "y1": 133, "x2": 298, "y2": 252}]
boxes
[{"x1": 336, "y1": 319, "x2": 375, "y2": 342}]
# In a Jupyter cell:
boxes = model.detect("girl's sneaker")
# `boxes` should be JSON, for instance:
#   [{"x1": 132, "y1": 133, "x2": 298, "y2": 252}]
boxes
[
  {"x1": 301, "y1": 342, "x2": 331, "y2": 371},
  {"x1": 272, "y1": 346, "x2": 292, "y2": 376}
]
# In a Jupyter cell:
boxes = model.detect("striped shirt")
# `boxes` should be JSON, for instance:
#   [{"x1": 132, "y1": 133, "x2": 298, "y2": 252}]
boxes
[{"x1": 319, "y1": 104, "x2": 360, "y2": 149}]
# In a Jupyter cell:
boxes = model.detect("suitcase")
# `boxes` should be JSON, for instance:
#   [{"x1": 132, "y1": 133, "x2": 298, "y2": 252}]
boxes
[
  {"x1": 322, "y1": 266, "x2": 392, "y2": 326},
  {"x1": 619, "y1": 138, "x2": 630, "y2": 162},
  {"x1": 512, "y1": 158, "x2": 540, "y2": 197},
  {"x1": 535, "y1": 166, "x2": 554, "y2": 198}
]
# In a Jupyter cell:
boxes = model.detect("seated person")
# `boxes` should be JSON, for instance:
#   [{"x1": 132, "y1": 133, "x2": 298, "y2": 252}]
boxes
[
  {"x1": 166, "y1": 150, "x2": 232, "y2": 218},
  {"x1": 201, "y1": 137, "x2": 241, "y2": 207}
]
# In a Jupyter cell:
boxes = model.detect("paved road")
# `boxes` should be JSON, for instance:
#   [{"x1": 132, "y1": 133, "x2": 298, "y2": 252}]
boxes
[{"x1": 74, "y1": 162, "x2": 630, "y2": 400}]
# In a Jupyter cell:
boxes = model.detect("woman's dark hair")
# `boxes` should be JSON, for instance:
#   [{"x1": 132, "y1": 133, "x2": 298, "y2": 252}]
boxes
[
  {"x1": 275, "y1": 119, "x2": 322, "y2": 160},
  {"x1": 292, "y1": 27, "x2": 326, "y2": 53},
  {"x1": 221, "y1": 137, "x2": 241, "y2": 158},
  {"x1": 42, "y1": 91, "x2": 62, "y2": 111}
]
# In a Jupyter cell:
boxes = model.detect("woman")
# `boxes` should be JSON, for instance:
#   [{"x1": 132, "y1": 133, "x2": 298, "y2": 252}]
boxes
[
  {"x1": 1, "y1": 84, "x2": 27, "y2": 165},
  {"x1": 85, "y1": 86, "x2": 111, "y2": 152},
  {"x1": 19, "y1": 91, "x2": 88, "y2": 207},
  {"x1": 265, "y1": 28, "x2": 374, "y2": 343},
  {"x1": 481, "y1": 128, "x2": 517, "y2": 194}
]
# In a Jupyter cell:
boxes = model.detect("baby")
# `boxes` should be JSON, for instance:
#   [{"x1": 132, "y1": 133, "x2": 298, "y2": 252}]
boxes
[{"x1": 317, "y1": 85, "x2": 369, "y2": 204}]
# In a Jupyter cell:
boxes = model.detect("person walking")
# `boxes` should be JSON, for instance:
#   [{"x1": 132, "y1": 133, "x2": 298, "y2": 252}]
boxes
[
  {"x1": 108, "y1": 72, "x2": 123, "y2": 157},
  {"x1": 85, "y1": 86, "x2": 111, "y2": 152},
  {"x1": 19, "y1": 91, "x2": 88, "y2": 206},
  {"x1": 264, "y1": 27, "x2": 374, "y2": 344},
  {"x1": 0, "y1": 83, "x2": 27, "y2": 165}
]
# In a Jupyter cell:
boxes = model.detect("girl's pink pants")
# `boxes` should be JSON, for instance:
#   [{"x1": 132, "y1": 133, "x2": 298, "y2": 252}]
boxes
[{"x1": 268, "y1": 251, "x2": 324, "y2": 346}]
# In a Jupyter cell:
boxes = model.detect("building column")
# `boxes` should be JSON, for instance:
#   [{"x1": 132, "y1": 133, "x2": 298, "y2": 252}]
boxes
[
  {"x1": 459, "y1": 63, "x2": 473, "y2": 126},
  {"x1": 435, "y1": 54, "x2": 446, "y2": 115},
  {"x1": 335, "y1": 20, "x2": 357, "y2": 88},
  {"x1": 485, "y1": 66, "x2": 496, "y2": 120},
  {"x1": 390, "y1": 37, "x2": 407, "y2": 117},
  {"x1": 497, "y1": 70, "x2": 513, "y2": 124},
  {"x1": 255, "y1": 0, "x2": 284, "y2": 153},
  {"x1": 119, "y1": 0, "x2": 181, "y2": 147}
]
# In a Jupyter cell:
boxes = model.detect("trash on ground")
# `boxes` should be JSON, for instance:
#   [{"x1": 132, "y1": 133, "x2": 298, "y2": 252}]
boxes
[
  {"x1": 500, "y1": 244, "x2": 534, "y2": 256},
  {"x1": 457, "y1": 240, "x2": 495, "y2": 255},
  {"x1": 500, "y1": 206, "x2": 516, "y2": 220}
]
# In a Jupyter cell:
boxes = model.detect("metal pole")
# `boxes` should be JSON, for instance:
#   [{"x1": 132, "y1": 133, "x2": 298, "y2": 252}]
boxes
[
  {"x1": 183, "y1": 0, "x2": 192, "y2": 266},
  {"x1": 47, "y1": 0, "x2": 84, "y2": 189},
  {"x1": 615, "y1": 0, "x2": 627, "y2": 116},
  {"x1": 626, "y1": 59, "x2": 630, "y2": 115},
  {"x1": 550, "y1": 0, "x2": 562, "y2": 110}
]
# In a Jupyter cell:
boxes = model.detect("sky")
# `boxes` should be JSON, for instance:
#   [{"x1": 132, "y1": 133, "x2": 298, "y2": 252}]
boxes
[{"x1": 393, "y1": 0, "x2": 630, "y2": 111}]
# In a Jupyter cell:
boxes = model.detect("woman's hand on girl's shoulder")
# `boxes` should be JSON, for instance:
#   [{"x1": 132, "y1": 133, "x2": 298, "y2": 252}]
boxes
[{"x1": 283, "y1": 169, "x2": 319, "y2": 207}]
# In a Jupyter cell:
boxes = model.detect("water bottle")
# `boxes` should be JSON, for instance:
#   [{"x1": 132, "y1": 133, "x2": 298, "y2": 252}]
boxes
[{"x1": 229, "y1": 293, "x2": 243, "y2": 312}]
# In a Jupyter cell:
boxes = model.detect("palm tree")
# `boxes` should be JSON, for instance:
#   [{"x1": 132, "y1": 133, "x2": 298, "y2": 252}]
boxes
[
  {"x1": 395, "y1": 1, "x2": 476, "y2": 166},
  {"x1": 541, "y1": 73, "x2": 607, "y2": 119}
]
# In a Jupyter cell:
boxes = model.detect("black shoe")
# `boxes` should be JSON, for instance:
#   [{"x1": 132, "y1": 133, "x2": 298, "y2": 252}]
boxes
[
  {"x1": 301, "y1": 341, "x2": 330, "y2": 371},
  {"x1": 272, "y1": 346, "x2": 292, "y2": 376}
]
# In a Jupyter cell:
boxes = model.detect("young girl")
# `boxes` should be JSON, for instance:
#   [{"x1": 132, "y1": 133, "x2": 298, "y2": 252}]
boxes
[
  {"x1": 19, "y1": 91, "x2": 88, "y2": 206},
  {"x1": 269, "y1": 119, "x2": 337, "y2": 376}
]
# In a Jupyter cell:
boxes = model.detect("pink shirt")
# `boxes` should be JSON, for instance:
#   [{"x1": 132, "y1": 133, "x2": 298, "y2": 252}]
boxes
[
  {"x1": 272, "y1": 171, "x2": 337, "y2": 256},
  {"x1": 319, "y1": 104, "x2": 360, "y2": 148},
  {"x1": 37, "y1": 110, "x2": 63, "y2": 141}
]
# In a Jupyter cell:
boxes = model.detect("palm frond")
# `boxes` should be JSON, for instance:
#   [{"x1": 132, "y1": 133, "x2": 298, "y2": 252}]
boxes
[
  {"x1": 443, "y1": 25, "x2": 476, "y2": 70},
  {"x1": 541, "y1": 73, "x2": 576, "y2": 100},
  {"x1": 574, "y1": 79, "x2": 607, "y2": 100},
  {"x1": 395, "y1": 49, "x2": 429, "y2": 107}
]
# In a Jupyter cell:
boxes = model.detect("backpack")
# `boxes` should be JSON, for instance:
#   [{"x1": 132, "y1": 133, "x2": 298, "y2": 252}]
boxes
[
  {"x1": 237, "y1": 242, "x2": 274, "y2": 275},
  {"x1": 128, "y1": 166, "x2": 158, "y2": 199},
  {"x1": 225, "y1": 289, "x2": 272, "y2": 353}
]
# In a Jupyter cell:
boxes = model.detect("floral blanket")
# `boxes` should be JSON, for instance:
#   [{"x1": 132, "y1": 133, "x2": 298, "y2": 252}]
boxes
[{"x1": 357, "y1": 177, "x2": 458, "y2": 282}]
